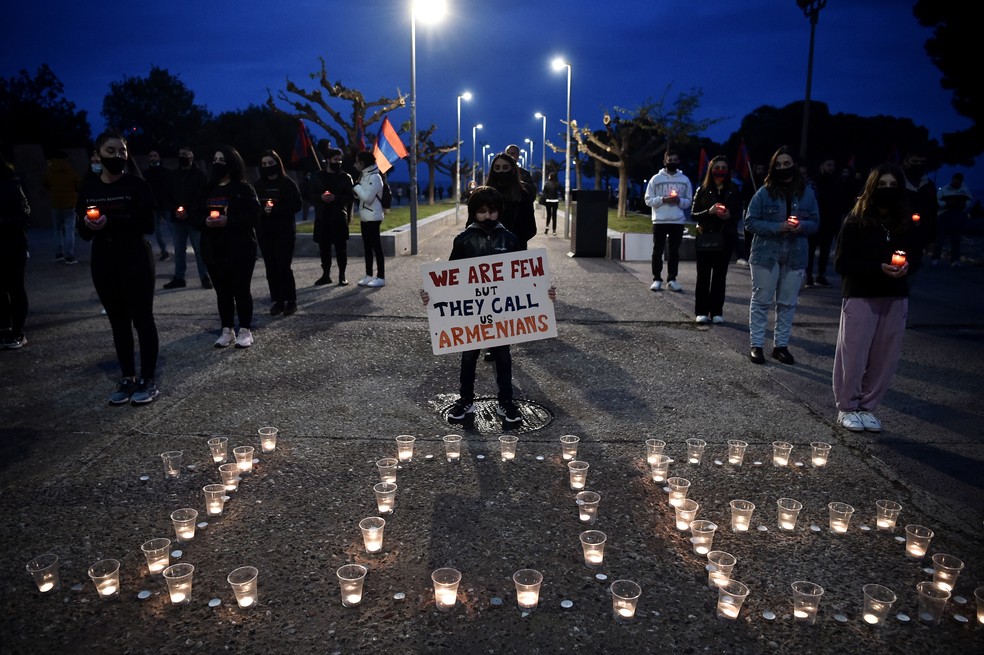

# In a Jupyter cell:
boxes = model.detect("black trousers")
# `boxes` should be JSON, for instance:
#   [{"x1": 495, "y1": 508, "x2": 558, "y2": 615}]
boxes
[
  {"x1": 360, "y1": 221, "x2": 385, "y2": 278},
  {"x1": 806, "y1": 229, "x2": 837, "y2": 279},
  {"x1": 319, "y1": 238, "x2": 347, "y2": 279},
  {"x1": 208, "y1": 256, "x2": 256, "y2": 329},
  {"x1": 695, "y1": 245, "x2": 734, "y2": 317},
  {"x1": 459, "y1": 345, "x2": 513, "y2": 403},
  {"x1": 544, "y1": 202, "x2": 559, "y2": 232},
  {"x1": 0, "y1": 238, "x2": 28, "y2": 336},
  {"x1": 258, "y1": 230, "x2": 296, "y2": 303},
  {"x1": 651, "y1": 224, "x2": 684, "y2": 282}
]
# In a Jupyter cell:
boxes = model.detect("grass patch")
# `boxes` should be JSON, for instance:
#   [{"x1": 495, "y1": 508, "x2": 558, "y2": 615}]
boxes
[
  {"x1": 607, "y1": 209, "x2": 651, "y2": 234},
  {"x1": 296, "y1": 201, "x2": 455, "y2": 234}
]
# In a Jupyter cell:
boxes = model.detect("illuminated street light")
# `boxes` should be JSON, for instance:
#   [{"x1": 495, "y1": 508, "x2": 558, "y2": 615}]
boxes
[
  {"x1": 472, "y1": 123, "x2": 483, "y2": 185},
  {"x1": 455, "y1": 91, "x2": 472, "y2": 223},
  {"x1": 534, "y1": 112, "x2": 546, "y2": 191},
  {"x1": 551, "y1": 57, "x2": 572, "y2": 237}
]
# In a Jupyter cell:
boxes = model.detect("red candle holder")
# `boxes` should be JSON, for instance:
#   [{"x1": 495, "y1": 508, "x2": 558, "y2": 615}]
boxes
[
  {"x1": 265, "y1": 200, "x2": 274, "y2": 208},
  {"x1": 787, "y1": 216, "x2": 799, "y2": 227},
  {"x1": 891, "y1": 251, "x2": 907, "y2": 267},
  {"x1": 209, "y1": 210, "x2": 220, "y2": 219},
  {"x1": 86, "y1": 207, "x2": 100, "y2": 220},
  {"x1": 911, "y1": 213, "x2": 921, "y2": 223}
]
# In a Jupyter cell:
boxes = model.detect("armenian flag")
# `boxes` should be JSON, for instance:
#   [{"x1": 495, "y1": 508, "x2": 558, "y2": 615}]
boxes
[{"x1": 372, "y1": 117, "x2": 409, "y2": 174}]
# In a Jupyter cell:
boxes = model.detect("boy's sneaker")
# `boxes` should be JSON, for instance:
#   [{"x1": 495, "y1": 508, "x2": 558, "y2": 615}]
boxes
[
  {"x1": 447, "y1": 399, "x2": 475, "y2": 420},
  {"x1": 736, "y1": 258, "x2": 749, "y2": 267},
  {"x1": 650, "y1": 280, "x2": 662, "y2": 291},
  {"x1": 235, "y1": 328, "x2": 254, "y2": 348},
  {"x1": 696, "y1": 315, "x2": 711, "y2": 324},
  {"x1": 667, "y1": 280, "x2": 682, "y2": 292},
  {"x1": 215, "y1": 327, "x2": 236, "y2": 348},
  {"x1": 357, "y1": 275, "x2": 373, "y2": 286},
  {"x1": 131, "y1": 379, "x2": 159, "y2": 405},
  {"x1": 1, "y1": 334, "x2": 27, "y2": 349},
  {"x1": 109, "y1": 379, "x2": 137, "y2": 405},
  {"x1": 55, "y1": 253, "x2": 64, "y2": 262},
  {"x1": 367, "y1": 277, "x2": 386, "y2": 288},
  {"x1": 64, "y1": 256, "x2": 78, "y2": 265},
  {"x1": 497, "y1": 401, "x2": 522, "y2": 424}
]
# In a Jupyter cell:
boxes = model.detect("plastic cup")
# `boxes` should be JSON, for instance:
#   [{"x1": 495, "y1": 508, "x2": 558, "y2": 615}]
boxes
[
  {"x1": 396, "y1": 435, "x2": 416, "y2": 462},
  {"x1": 931, "y1": 553, "x2": 964, "y2": 592},
  {"x1": 170, "y1": 508, "x2": 198, "y2": 543},
  {"x1": 336, "y1": 564, "x2": 367, "y2": 607},
  {"x1": 203, "y1": 484, "x2": 227, "y2": 516},
  {"x1": 208, "y1": 436, "x2": 228, "y2": 464},
  {"x1": 875, "y1": 500, "x2": 902, "y2": 532},
  {"x1": 228, "y1": 566, "x2": 259, "y2": 608},
  {"x1": 707, "y1": 551, "x2": 736, "y2": 589},
  {"x1": 579, "y1": 530, "x2": 606, "y2": 568},
  {"x1": 442, "y1": 434, "x2": 462, "y2": 462},
  {"x1": 650, "y1": 454, "x2": 670, "y2": 483},
  {"x1": 513, "y1": 569, "x2": 543, "y2": 610},
  {"x1": 161, "y1": 450, "x2": 183, "y2": 479},
  {"x1": 861, "y1": 584, "x2": 897, "y2": 625},
  {"x1": 359, "y1": 517, "x2": 385, "y2": 554},
  {"x1": 499, "y1": 435, "x2": 518, "y2": 461},
  {"x1": 975, "y1": 586, "x2": 984, "y2": 625},
  {"x1": 772, "y1": 441, "x2": 792, "y2": 467},
  {"x1": 904, "y1": 524, "x2": 934, "y2": 559},
  {"x1": 373, "y1": 482, "x2": 397, "y2": 515},
  {"x1": 218, "y1": 462, "x2": 241, "y2": 492},
  {"x1": 432, "y1": 568, "x2": 461, "y2": 610},
  {"x1": 575, "y1": 491, "x2": 600, "y2": 524},
  {"x1": 674, "y1": 498, "x2": 699, "y2": 531},
  {"x1": 645, "y1": 439, "x2": 666, "y2": 465},
  {"x1": 141, "y1": 537, "x2": 171, "y2": 575},
  {"x1": 717, "y1": 580, "x2": 749, "y2": 620},
  {"x1": 88, "y1": 559, "x2": 121, "y2": 600},
  {"x1": 690, "y1": 520, "x2": 718, "y2": 556},
  {"x1": 26, "y1": 553, "x2": 60, "y2": 592},
  {"x1": 828, "y1": 502, "x2": 854, "y2": 534},
  {"x1": 258, "y1": 427, "x2": 278, "y2": 453},
  {"x1": 810, "y1": 441, "x2": 831, "y2": 468},
  {"x1": 791, "y1": 580, "x2": 824, "y2": 625},
  {"x1": 667, "y1": 477, "x2": 691, "y2": 507},
  {"x1": 163, "y1": 563, "x2": 195, "y2": 605},
  {"x1": 611, "y1": 579, "x2": 641, "y2": 623},
  {"x1": 233, "y1": 446, "x2": 254, "y2": 474},
  {"x1": 376, "y1": 458, "x2": 398, "y2": 484},
  {"x1": 777, "y1": 497, "x2": 803, "y2": 532},
  {"x1": 568, "y1": 460, "x2": 589, "y2": 490},
  {"x1": 560, "y1": 435, "x2": 580, "y2": 461},
  {"x1": 729, "y1": 500, "x2": 755, "y2": 533},
  {"x1": 916, "y1": 581, "x2": 950, "y2": 625},
  {"x1": 686, "y1": 438, "x2": 706, "y2": 465},
  {"x1": 727, "y1": 439, "x2": 747, "y2": 466}
]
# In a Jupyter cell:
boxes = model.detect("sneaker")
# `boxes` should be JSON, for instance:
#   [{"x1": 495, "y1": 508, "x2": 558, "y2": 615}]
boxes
[
  {"x1": 0, "y1": 333, "x2": 27, "y2": 349},
  {"x1": 838, "y1": 410, "x2": 865, "y2": 432},
  {"x1": 109, "y1": 379, "x2": 137, "y2": 405},
  {"x1": 215, "y1": 327, "x2": 236, "y2": 348},
  {"x1": 64, "y1": 256, "x2": 78, "y2": 265},
  {"x1": 650, "y1": 280, "x2": 663, "y2": 291},
  {"x1": 735, "y1": 258, "x2": 749, "y2": 267},
  {"x1": 667, "y1": 280, "x2": 682, "y2": 292},
  {"x1": 357, "y1": 275, "x2": 373, "y2": 286},
  {"x1": 338, "y1": 278, "x2": 349, "y2": 286},
  {"x1": 163, "y1": 278, "x2": 187, "y2": 289},
  {"x1": 711, "y1": 315, "x2": 724, "y2": 324},
  {"x1": 816, "y1": 276, "x2": 831, "y2": 287},
  {"x1": 284, "y1": 301, "x2": 297, "y2": 315},
  {"x1": 856, "y1": 410, "x2": 882, "y2": 432},
  {"x1": 497, "y1": 401, "x2": 522, "y2": 424},
  {"x1": 201, "y1": 276, "x2": 213, "y2": 289},
  {"x1": 159, "y1": 251, "x2": 170, "y2": 261},
  {"x1": 447, "y1": 399, "x2": 475, "y2": 420},
  {"x1": 235, "y1": 328, "x2": 254, "y2": 348},
  {"x1": 696, "y1": 315, "x2": 711, "y2": 324},
  {"x1": 314, "y1": 275, "x2": 332, "y2": 286},
  {"x1": 804, "y1": 277, "x2": 815, "y2": 289},
  {"x1": 483, "y1": 350, "x2": 496, "y2": 363},
  {"x1": 367, "y1": 277, "x2": 386, "y2": 288},
  {"x1": 270, "y1": 302, "x2": 285, "y2": 316},
  {"x1": 55, "y1": 253, "x2": 64, "y2": 262},
  {"x1": 131, "y1": 379, "x2": 159, "y2": 405}
]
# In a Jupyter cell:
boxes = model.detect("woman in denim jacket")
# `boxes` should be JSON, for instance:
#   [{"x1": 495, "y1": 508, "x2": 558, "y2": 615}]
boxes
[{"x1": 744, "y1": 146, "x2": 818, "y2": 365}]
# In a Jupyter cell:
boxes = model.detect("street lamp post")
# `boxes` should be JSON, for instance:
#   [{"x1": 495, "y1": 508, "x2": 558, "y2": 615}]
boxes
[
  {"x1": 551, "y1": 58, "x2": 572, "y2": 237},
  {"x1": 455, "y1": 91, "x2": 472, "y2": 224},
  {"x1": 471, "y1": 123, "x2": 483, "y2": 185},
  {"x1": 797, "y1": 0, "x2": 826, "y2": 161},
  {"x1": 481, "y1": 144, "x2": 490, "y2": 182},
  {"x1": 524, "y1": 138, "x2": 534, "y2": 179},
  {"x1": 534, "y1": 112, "x2": 546, "y2": 191}
]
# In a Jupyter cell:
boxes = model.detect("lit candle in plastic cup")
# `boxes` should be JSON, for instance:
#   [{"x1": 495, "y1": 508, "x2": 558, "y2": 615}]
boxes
[
  {"x1": 772, "y1": 441, "x2": 792, "y2": 467},
  {"x1": 931, "y1": 553, "x2": 964, "y2": 592},
  {"x1": 376, "y1": 458, "x2": 398, "y2": 484},
  {"x1": 861, "y1": 583, "x2": 897, "y2": 625},
  {"x1": 218, "y1": 462, "x2": 241, "y2": 492},
  {"x1": 786, "y1": 215, "x2": 799, "y2": 227},
  {"x1": 499, "y1": 435, "x2": 518, "y2": 461},
  {"x1": 975, "y1": 586, "x2": 984, "y2": 625},
  {"x1": 442, "y1": 434, "x2": 462, "y2": 462},
  {"x1": 611, "y1": 579, "x2": 641, "y2": 623},
  {"x1": 706, "y1": 551, "x2": 736, "y2": 589},
  {"x1": 203, "y1": 484, "x2": 227, "y2": 516},
  {"x1": 568, "y1": 460, "x2": 589, "y2": 490},
  {"x1": 912, "y1": 212, "x2": 921, "y2": 223},
  {"x1": 336, "y1": 564, "x2": 367, "y2": 607},
  {"x1": 717, "y1": 580, "x2": 749, "y2": 620},
  {"x1": 730, "y1": 500, "x2": 755, "y2": 533},
  {"x1": 650, "y1": 454, "x2": 670, "y2": 483},
  {"x1": 513, "y1": 569, "x2": 543, "y2": 610},
  {"x1": 170, "y1": 508, "x2": 199, "y2": 543},
  {"x1": 162, "y1": 563, "x2": 194, "y2": 605},
  {"x1": 161, "y1": 450, "x2": 183, "y2": 479},
  {"x1": 916, "y1": 581, "x2": 951, "y2": 625},
  {"x1": 810, "y1": 442, "x2": 831, "y2": 468},
  {"x1": 690, "y1": 520, "x2": 718, "y2": 556},
  {"x1": 727, "y1": 440, "x2": 747, "y2": 466},
  {"x1": 359, "y1": 517, "x2": 385, "y2": 554},
  {"x1": 26, "y1": 553, "x2": 60, "y2": 593},
  {"x1": 88, "y1": 559, "x2": 121, "y2": 600},
  {"x1": 579, "y1": 530, "x2": 606, "y2": 568},
  {"x1": 667, "y1": 477, "x2": 691, "y2": 507},
  {"x1": 645, "y1": 439, "x2": 666, "y2": 465},
  {"x1": 560, "y1": 435, "x2": 580, "y2": 461},
  {"x1": 395, "y1": 434, "x2": 416, "y2": 462},
  {"x1": 258, "y1": 426, "x2": 278, "y2": 453},
  {"x1": 373, "y1": 482, "x2": 397, "y2": 515},
  {"x1": 904, "y1": 524, "x2": 934, "y2": 559},
  {"x1": 233, "y1": 446, "x2": 254, "y2": 474},
  {"x1": 228, "y1": 566, "x2": 259, "y2": 609},
  {"x1": 791, "y1": 580, "x2": 824, "y2": 625},
  {"x1": 827, "y1": 502, "x2": 855, "y2": 534},
  {"x1": 85, "y1": 206, "x2": 101, "y2": 220},
  {"x1": 431, "y1": 568, "x2": 461, "y2": 611},
  {"x1": 575, "y1": 491, "x2": 601, "y2": 524},
  {"x1": 890, "y1": 250, "x2": 907, "y2": 267},
  {"x1": 674, "y1": 498, "x2": 700, "y2": 531},
  {"x1": 686, "y1": 438, "x2": 706, "y2": 465},
  {"x1": 777, "y1": 498, "x2": 803, "y2": 532},
  {"x1": 141, "y1": 537, "x2": 171, "y2": 575},
  {"x1": 208, "y1": 437, "x2": 228, "y2": 464},
  {"x1": 875, "y1": 500, "x2": 902, "y2": 532}
]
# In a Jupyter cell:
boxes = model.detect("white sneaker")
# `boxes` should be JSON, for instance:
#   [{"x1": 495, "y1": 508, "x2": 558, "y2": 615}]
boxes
[
  {"x1": 736, "y1": 258, "x2": 749, "y2": 267},
  {"x1": 367, "y1": 277, "x2": 386, "y2": 288},
  {"x1": 357, "y1": 275, "x2": 373, "y2": 286},
  {"x1": 235, "y1": 327, "x2": 254, "y2": 348},
  {"x1": 215, "y1": 327, "x2": 235, "y2": 348},
  {"x1": 837, "y1": 411, "x2": 865, "y2": 432},
  {"x1": 856, "y1": 410, "x2": 882, "y2": 432},
  {"x1": 696, "y1": 315, "x2": 711, "y2": 324},
  {"x1": 711, "y1": 315, "x2": 724, "y2": 324},
  {"x1": 667, "y1": 280, "x2": 683, "y2": 292},
  {"x1": 650, "y1": 280, "x2": 662, "y2": 291}
]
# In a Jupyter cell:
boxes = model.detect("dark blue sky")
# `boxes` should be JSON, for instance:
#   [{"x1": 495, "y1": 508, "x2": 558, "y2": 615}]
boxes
[{"x1": 2, "y1": 0, "x2": 975, "y2": 188}]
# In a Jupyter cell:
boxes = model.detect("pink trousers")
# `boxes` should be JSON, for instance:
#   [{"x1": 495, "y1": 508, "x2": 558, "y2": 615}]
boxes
[{"x1": 832, "y1": 297, "x2": 908, "y2": 412}]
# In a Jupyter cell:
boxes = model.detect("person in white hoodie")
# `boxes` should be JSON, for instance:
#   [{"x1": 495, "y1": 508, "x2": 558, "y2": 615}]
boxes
[
  {"x1": 644, "y1": 149, "x2": 692, "y2": 291},
  {"x1": 352, "y1": 151, "x2": 386, "y2": 287}
]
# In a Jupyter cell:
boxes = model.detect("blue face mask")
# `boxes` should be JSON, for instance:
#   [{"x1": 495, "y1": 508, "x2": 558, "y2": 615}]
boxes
[{"x1": 91, "y1": 162, "x2": 103, "y2": 174}]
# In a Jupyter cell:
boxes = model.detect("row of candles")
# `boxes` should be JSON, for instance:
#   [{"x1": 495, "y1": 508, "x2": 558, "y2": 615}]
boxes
[{"x1": 24, "y1": 427, "x2": 281, "y2": 608}]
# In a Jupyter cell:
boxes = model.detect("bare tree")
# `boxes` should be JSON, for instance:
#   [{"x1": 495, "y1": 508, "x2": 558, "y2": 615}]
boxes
[{"x1": 402, "y1": 123, "x2": 458, "y2": 205}]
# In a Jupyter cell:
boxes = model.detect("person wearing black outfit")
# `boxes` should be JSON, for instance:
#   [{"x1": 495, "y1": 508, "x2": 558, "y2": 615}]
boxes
[
  {"x1": 310, "y1": 148, "x2": 354, "y2": 286},
  {"x1": 900, "y1": 150, "x2": 936, "y2": 270},
  {"x1": 254, "y1": 150, "x2": 302, "y2": 315},
  {"x1": 541, "y1": 172, "x2": 562, "y2": 235},
  {"x1": 194, "y1": 146, "x2": 260, "y2": 348},
  {"x1": 144, "y1": 150, "x2": 173, "y2": 261},
  {"x1": 0, "y1": 153, "x2": 31, "y2": 350},
  {"x1": 76, "y1": 131, "x2": 160, "y2": 405},
  {"x1": 691, "y1": 156, "x2": 742, "y2": 324},
  {"x1": 485, "y1": 153, "x2": 536, "y2": 249},
  {"x1": 805, "y1": 158, "x2": 847, "y2": 287},
  {"x1": 164, "y1": 146, "x2": 211, "y2": 289}
]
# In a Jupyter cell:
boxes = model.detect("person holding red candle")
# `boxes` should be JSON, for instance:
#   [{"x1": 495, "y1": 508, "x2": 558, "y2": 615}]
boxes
[
  {"x1": 832, "y1": 164, "x2": 919, "y2": 433},
  {"x1": 691, "y1": 156, "x2": 742, "y2": 323},
  {"x1": 253, "y1": 150, "x2": 301, "y2": 316}
]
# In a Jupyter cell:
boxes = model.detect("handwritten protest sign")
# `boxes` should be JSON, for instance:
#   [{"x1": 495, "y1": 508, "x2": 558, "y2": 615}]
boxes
[{"x1": 421, "y1": 248, "x2": 557, "y2": 355}]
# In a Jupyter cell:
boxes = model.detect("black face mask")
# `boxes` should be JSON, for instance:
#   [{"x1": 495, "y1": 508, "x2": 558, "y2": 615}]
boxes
[
  {"x1": 101, "y1": 156, "x2": 126, "y2": 175},
  {"x1": 212, "y1": 162, "x2": 229, "y2": 179},
  {"x1": 773, "y1": 168, "x2": 794, "y2": 183},
  {"x1": 329, "y1": 162, "x2": 342, "y2": 172},
  {"x1": 906, "y1": 166, "x2": 925, "y2": 180},
  {"x1": 490, "y1": 171, "x2": 512, "y2": 186},
  {"x1": 478, "y1": 219, "x2": 499, "y2": 232},
  {"x1": 873, "y1": 187, "x2": 902, "y2": 208},
  {"x1": 150, "y1": 161, "x2": 160, "y2": 167},
  {"x1": 178, "y1": 156, "x2": 192, "y2": 168},
  {"x1": 712, "y1": 172, "x2": 727, "y2": 181},
  {"x1": 665, "y1": 163, "x2": 679, "y2": 174},
  {"x1": 261, "y1": 165, "x2": 278, "y2": 178}
]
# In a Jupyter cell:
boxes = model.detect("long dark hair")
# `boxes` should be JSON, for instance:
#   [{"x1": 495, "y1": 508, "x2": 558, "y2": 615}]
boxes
[
  {"x1": 259, "y1": 149, "x2": 285, "y2": 177},
  {"x1": 764, "y1": 145, "x2": 805, "y2": 198},
  {"x1": 700, "y1": 155, "x2": 730, "y2": 191},
  {"x1": 847, "y1": 163, "x2": 910, "y2": 232},
  {"x1": 210, "y1": 145, "x2": 246, "y2": 183},
  {"x1": 485, "y1": 153, "x2": 523, "y2": 202}
]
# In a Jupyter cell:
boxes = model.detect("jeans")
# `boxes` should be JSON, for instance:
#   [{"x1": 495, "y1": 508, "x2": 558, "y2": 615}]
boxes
[
  {"x1": 52, "y1": 207, "x2": 75, "y2": 258},
  {"x1": 651, "y1": 224, "x2": 684, "y2": 282},
  {"x1": 748, "y1": 261, "x2": 804, "y2": 348},
  {"x1": 153, "y1": 209, "x2": 171, "y2": 254},
  {"x1": 459, "y1": 345, "x2": 513, "y2": 403},
  {"x1": 171, "y1": 221, "x2": 207, "y2": 280}
]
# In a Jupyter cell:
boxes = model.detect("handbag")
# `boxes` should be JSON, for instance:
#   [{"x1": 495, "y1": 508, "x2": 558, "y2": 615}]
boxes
[
  {"x1": 536, "y1": 193, "x2": 546, "y2": 206},
  {"x1": 695, "y1": 231, "x2": 725, "y2": 252}
]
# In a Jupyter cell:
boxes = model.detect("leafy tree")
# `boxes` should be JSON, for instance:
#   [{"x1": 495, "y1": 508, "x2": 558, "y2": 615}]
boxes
[
  {"x1": 198, "y1": 105, "x2": 299, "y2": 166},
  {"x1": 101, "y1": 66, "x2": 211, "y2": 154},
  {"x1": 0, "y1": 64, "x2": 91, "y2": 154}
]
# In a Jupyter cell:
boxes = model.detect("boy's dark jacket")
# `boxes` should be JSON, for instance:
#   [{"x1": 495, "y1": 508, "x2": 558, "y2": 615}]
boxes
[{"x1": 450, "y1": 222, "x2": 518, "y2": 261}]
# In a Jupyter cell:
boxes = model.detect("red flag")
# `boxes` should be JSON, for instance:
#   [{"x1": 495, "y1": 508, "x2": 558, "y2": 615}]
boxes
[
  {"x1": 697, "y1": 148, "x2": 708, "y2": 182},
  {"x1": 355, "y1": 116, "x2": 366, "y2": 152},
  {"x1": 372, "y1": 117, "x2": 409, "y2": 174},
  {"x1": 733, "y1": 138, "x2": 750, "y2": 183},
  {"x1": 291, "y1": 120, "x2": 314, "y2": 164}
]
